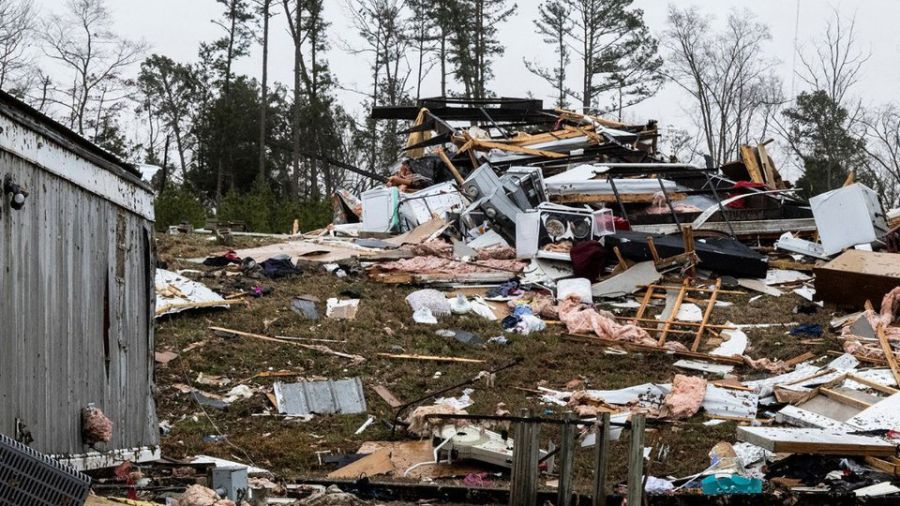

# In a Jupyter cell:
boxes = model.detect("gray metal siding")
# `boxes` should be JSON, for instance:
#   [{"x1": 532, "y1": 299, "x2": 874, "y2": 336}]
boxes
[{"x1": 0, "y1": 149, "x2": 158, "y2": 456}]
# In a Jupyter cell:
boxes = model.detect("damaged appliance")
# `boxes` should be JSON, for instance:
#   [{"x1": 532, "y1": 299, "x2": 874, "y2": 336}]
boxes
[
  {"x1": 516, "y1": 203, "x2": 615, "y2": 259},
  {"x1": 433, "y1": 424, "x2": 547, "y2": 469}
]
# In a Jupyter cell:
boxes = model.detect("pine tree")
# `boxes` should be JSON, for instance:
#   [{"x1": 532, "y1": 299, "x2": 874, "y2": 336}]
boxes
[{"x1": 525, "y1": 1, "x2": 572, "y2": 108}]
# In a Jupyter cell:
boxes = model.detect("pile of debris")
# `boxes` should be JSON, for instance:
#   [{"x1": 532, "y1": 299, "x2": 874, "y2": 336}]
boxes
[{"x1": 142, "y1": 97, "x2": 900, "y2": 504}]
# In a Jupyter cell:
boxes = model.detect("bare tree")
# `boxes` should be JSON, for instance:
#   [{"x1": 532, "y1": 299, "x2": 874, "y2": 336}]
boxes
[
  {"x1": 861, "y1": 105, "x2": 900, "y2": 207},
  {"x1": 0, "y1": 0, "x2": 36, "y2": 95},
  {"x1": 796, "y1": 9, "x2": 869, "y2": 110},
  {"x1": 662, "y1": 6, "x2": 782, "y2": 166},
  {"x1": 41, "y1": 0, "x2": 146, "y2": 139},
  {"x1": 525, "y1": 0, "x2": 572, "y2": 109}
]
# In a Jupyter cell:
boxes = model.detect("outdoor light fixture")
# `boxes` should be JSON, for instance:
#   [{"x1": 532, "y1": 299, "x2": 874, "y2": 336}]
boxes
[{"x1": 4, "y1": 174, "x2": 28, "y2": 210}]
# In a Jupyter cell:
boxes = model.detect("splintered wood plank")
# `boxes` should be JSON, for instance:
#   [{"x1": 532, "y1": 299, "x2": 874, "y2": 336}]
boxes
[
  {"x1": 740, "y1": 144, "x2": 765, "y2": 184},
  {"x1": 878, "y1": 324, "x2": 900, "y2": 386},
  {"x1": 691, "y1": 278, "x2": 720, "y2": 352},
  {"x1": 819, "y1": 387, "x2": 873, "y2": 411},
  {"x1": 657, "y1": 281, "x2": 688, "y2": 347},
  {"x1": 864, "y1": 457, "x2": 900, "y2": 476},
  {"x1": 845, "y1": 373, "x2": 900, "y2": 395},
  {"x1": 736, "y1": 427, "x2": 895, "y2": 456},
  {"x1": 436, "y1": 148, "x2": 464, "y2": 185},
  {"x1": 377, "y1": 353, "x2": 485, "y2": 364},
  {"x1": 372, "y1": 385, "x2": 403, "y2": 408},
  {"x1": 632, "y1": 285, "x2": 654, "y2": 324},
  {"x1": 757, "y1": 144, "x2": 777, "y2": 189},
  {"x1": 471, "y1": 138, "x2": 566, "y2": 158}
]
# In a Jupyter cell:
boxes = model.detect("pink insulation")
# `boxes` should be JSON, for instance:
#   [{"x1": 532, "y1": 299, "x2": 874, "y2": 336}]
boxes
[
  {"x1": 378, "y1": 256, "x2": 525, "y2": 274},
  {"x1": 558, "y1": 297, "x2": 657, "y2": 346},
  {"x1": 664, "y1": 375, "x2": 707, "y2": 419},
  {"x1": 82, "y1": 405, "x2": 112, "y2": 444},
  {"x1": 175, "y1": 485, "x2": 236, "y2": 506},
  {"x1": 840, "y1": 286, "x2": 900, "y2": 359}
]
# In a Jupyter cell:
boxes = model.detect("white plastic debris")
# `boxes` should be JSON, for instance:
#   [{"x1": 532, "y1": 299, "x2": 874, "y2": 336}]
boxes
[
  {"x1": 406, "y1": 289, "x2": 452, "y2": 316},
  {"x1": 413, "y1": 306, "x2": 438, "y2": 324},
  {"x1": 449, "y1": 295, "x2": 473, "y2": 315},
  {"x1": 326, "y1": 298, "x2": 360, "y2": 320},
  {"x1": 223, "y1": 385, "x2": 254, "y2": 403},
  {"x1": 514, "y1": 314, "x2": 546, "y2": 335},
  {"x1": 469, "y1": 297, "x2": 498, "y2": 321}
]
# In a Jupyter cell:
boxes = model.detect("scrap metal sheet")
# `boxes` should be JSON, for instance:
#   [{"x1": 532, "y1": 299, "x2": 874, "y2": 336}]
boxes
[{"x1": 273, "y1": 378, "x2": 367, "y2": 416}]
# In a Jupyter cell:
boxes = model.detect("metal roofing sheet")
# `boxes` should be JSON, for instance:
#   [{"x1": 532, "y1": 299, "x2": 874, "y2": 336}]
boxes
[{"x1": 273, "y1": 378, "x2": 367, "y2": 416}]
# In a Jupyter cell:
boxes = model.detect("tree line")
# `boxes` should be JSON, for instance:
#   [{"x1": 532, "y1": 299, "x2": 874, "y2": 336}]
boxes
[{"x1": 0, "y1": 0, "x2": 897, "y2": 232}]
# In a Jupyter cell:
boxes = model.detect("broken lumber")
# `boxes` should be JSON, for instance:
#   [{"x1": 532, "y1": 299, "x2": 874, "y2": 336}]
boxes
[
  {"x1": 155, "y1": 299, "x2": 245, "y2": 316},
  {"x1": 877, "y1": 324, "x2": 900, "y2": 385},
  {"x1": 372, "y1": 385, "x2": 403, "y2": 408},
  {"x1": 209, "y1": 326, "x2": 365, "y2": 363},
  {"x1": 377, "y1": 353, "x2": 485, "y2": 364},
  {"x1": 736, "y1": 427, "x2": 895, "y2": 456}
]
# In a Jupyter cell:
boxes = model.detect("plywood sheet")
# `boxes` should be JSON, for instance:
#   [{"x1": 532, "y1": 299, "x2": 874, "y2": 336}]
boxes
[
  {"x1": 736, "y1": 427, "x2": 895, "y2": 456},
  {"x1": 847, "y1": 392, "x2": 900, "y2": 430}
]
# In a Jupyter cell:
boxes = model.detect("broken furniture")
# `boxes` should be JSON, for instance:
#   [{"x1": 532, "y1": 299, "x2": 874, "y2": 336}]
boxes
[{"x1": 815, "y1": 250, "x2": 900, "y2": 307}]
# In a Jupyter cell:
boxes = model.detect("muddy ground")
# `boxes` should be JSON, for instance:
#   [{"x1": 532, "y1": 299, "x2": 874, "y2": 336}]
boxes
[{"x1": 153, "y1": 233, "x2": 841, "y2": 494}]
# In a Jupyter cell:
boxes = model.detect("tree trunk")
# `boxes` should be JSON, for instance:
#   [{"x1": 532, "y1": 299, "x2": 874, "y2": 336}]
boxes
[
  {"x1": 289, "y1": 0, "x2": 301, "y2": 198},
  {"x1": 258, "y1": 0, "x2": 270, "y2": 182},
  {"x1": 216, "y1": 0, "x2": 239, "y2": 203},
  {"x1": 160, "y1": 135, "x2": 171, "y2": 194}
]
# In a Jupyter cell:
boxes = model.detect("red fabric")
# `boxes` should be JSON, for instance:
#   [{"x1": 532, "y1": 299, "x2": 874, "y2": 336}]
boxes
[
  {"x1": 725, "y1": 181, "x2": 767, "y2": 209},
  {"x1": 612, "y1": 217, "x2": 630, "y2": 231},
  {"x1": 570, "y1": 241, "x2": 607, "y2": 282}
]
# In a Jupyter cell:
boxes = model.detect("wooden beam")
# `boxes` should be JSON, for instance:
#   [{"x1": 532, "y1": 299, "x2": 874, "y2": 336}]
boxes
[
  {"x1": 436, "y1": 148, "x2": 465, "y2": 185},
  {"x1": 878, "y1": 324, "x2": 900, "y2": 386},
  {"x1": 845, "y1": 373, "x2": 900, "y2": 395},
  {"x1": 740, "y1": 144, "x2": 765, "y2": 184},
  {"x1": 469, "y1": 138, "x2": 566, "y2": 158},
  {"x1": 632, "y1": 284, "x2": 654, "y2": 323},
  {"x1": 646, "y1": 237, "x2": 661, "y2": 264},
  {"x1": 657, "y1": 281, "x2": 688, "y2": 346},
  {"x1": 372, "y1": 385, "x2": 403, "y2": 408},
  {"x1": 682, "y1": 225, "x2": 696, "y2": 278},
  {"x1": 783, "y1": 351, "x2": 816, "y2": 368},
  {"x1": 155, "y1": 299, "x2": 245, "y2": 316},
  {"x1": 376, "y1": 353, "x2": 485, "y2": 364},
  {"x1": 757, "y1": 144, "x2": 777, "y2": 189},
  {"x1": 820, "y1": 387, "x2": 873, "y2": 411},
  {"x1": 692, "y1": 278, "x2": 720, "y2": 351}
]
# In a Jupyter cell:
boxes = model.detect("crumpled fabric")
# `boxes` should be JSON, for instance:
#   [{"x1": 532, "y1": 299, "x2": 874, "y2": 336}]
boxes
[
  {"x1": 175, "y1": 485, "x2": 235, "y2": 506},
  {"x1": 664, "y1": 375, "x2": 707, "y2": 419},
  {"x1": 558, "y1": 296, "x2": 657, "y2": 346}
]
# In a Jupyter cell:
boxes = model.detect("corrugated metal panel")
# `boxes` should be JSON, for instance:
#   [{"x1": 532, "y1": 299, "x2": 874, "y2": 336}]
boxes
[
  {"x1": 273, "y1": 379, "x2": 367, "y2": 415},
  {"x1": 0, "y1": 146, "x2": 158, "y2": 458}
]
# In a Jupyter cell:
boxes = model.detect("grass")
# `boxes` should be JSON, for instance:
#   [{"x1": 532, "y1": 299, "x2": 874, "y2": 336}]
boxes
[{"x1": 154, "y1": 233, "x2": 843, "y2": 494}]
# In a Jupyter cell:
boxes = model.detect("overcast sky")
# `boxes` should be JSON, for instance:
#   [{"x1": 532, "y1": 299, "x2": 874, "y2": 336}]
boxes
[{"x1": 31, "y1": 0, "x2": 900, "y2": 176}]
